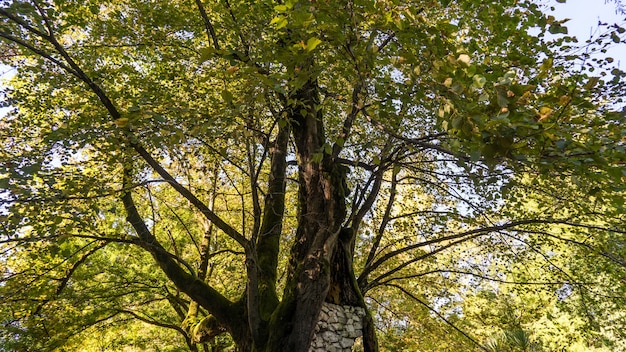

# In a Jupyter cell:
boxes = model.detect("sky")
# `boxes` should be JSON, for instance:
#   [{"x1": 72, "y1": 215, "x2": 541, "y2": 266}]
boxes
[
  {"x1": 548, "y1": 0, "x2": 626, "y2": 68},
  {"x1": 0, "y1": 0, "x2": 625, "y2": 118},
  {"x1": 0, "y1": 65, "x2": 13, "y2": 118}
]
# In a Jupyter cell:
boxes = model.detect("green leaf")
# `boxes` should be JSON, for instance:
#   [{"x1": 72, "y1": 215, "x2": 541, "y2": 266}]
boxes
[
  {"x1": 22, "y1": 163, "x2": 41, "y2": 175},
  {"x1": 611, "y1": 32, "x2": 621, "y2": 43},
  {"x1": 584, "y1": 76, "x2": 600, "y2": 90},
  {"x1": 305, "y1": 37, "x2": 322, "y2": 52},
  {"x1": 0, "y1": 177, "x2": 9, "y2": 189},
  {"x1": 312, "y1": 152, "x2": 323, "y2": 163},
  {"x1": 472, "y1": 74, "x2": 486, "y2": 88},
  {"x1": 199, "y1": 47, "x2": 215, "y2": 63},
  {"x1": 497, "y1": 90, "x2": 509, "y2": 108},
  {"x1": 270, "y1": 16, "x2": 288, "y2": 29},
  {"x1": 221, "y1": 90, "x2": 233, "y2": 104},
  {"x1": 548, "y1": 24, "x2": 568, "y2": 34}
]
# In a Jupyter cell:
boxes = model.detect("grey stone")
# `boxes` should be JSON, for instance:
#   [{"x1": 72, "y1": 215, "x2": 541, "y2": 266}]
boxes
[{"x1": 340, "y1": 337, "x2": 354, "y2": 348}]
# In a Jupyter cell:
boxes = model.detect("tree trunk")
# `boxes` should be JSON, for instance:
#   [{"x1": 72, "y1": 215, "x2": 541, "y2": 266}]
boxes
[
  {"x1": 260, "y1": 74, "x2": 378, "y2": 351},
  {"x1": 174, "y1": 76, "x2": 378, "y2": 352},
  {"x1": 263, "y1": 77, "x2": 343, "y2": 351}
]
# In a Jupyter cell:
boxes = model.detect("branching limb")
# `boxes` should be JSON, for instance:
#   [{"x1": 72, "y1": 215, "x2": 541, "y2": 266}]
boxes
[
  {"x1": 194, "y1": 0, "x2": 220, "y2": 51},
  {"x1": 364, "y1": 234, "x2": 482, "y2": 292},
  {"x1": 119, "y1": 309, "x2": 188, "y2": 335},
  {"x1": 361, "y1": 107, "x2": 469, "y2": 161},
  {"x1": 386, "y1": 283, "x2": 489, "y2": 352},
  {"x1": 362, "y1": 166, "x2": 398, "y2": 279},
  {"x1": 359, "y1": 220, "x2": 557, "y2": 286},
  {"x1": 1, "y1": 6, "x2": 249, "y2": 250},
  {"x1": 522, "y1": 229, "x2": 626, "y2": 268},
  {"x1": 349, "y1": 140, "x2": 394, "y2": 234},
  {"x1": 377, "y1": 269, "x2": 596, "y2": 287},
  {"x1": 121, "y1": 167, "x2": 238, "y2": 332},
  {"x1": 223, "y1": 0, "x2": 249, "y2": 57},
  {"x1": 55, "y1": 241, "x2": 108, "y2": 296}
]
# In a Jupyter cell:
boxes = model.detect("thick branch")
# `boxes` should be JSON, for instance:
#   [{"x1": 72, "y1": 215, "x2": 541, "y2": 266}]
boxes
[
  {"x1": 127, "y1": 143, "x2": 249, "y2": 249},
  {"x1": 194, "y1": 0, "x2": 220, "y2": 51},
  {"x1": 0, "y1": 31, "x2": 78, "y2": 76},
  {"x1": 363, "y1": 166, "x2": 398, "y2": 270},
  {"x1": 121, "y1": 184, "x2": 238, "y2": 333},
  {"x1": 0, "y1": 7, "x2": 50, "y2": 39},
  {"x1": 256, "y1": 124, "x2": 290, "y2": 311},
  {"x1": 247, "y1": 137, "x2": 263, "y2": 244},
  {"x1": 331, "y1": 82, "x2": 362, "y2": 159}
]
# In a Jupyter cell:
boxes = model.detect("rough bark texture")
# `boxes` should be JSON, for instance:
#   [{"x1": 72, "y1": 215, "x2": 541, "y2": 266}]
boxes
[
  {"x1": 261, "y1": 71, "x2": 377, "y2": 351},
  {"x1": 275, "y1": 77, "x2": 344, "y2": 351}
]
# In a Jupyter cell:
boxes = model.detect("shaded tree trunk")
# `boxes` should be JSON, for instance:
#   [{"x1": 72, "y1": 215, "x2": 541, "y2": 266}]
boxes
[{"x1": 260, "y1": 77, "x2": 377, "y2": 351}]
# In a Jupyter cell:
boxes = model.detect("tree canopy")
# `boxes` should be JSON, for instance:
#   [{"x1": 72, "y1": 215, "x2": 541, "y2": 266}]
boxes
[{"x1": 1, "y1": 0, "x2": 625, "y2": 351}]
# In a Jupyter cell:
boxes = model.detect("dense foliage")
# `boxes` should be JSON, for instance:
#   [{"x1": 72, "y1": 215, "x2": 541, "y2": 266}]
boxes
[{"x1": 1, "y1": 0, "x2": 625, "y2": 351}]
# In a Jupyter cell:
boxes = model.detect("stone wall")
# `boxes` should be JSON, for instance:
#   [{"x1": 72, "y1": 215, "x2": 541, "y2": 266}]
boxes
[{"x1": 309, "y1": 302, "x2": 366, "y2": 352}]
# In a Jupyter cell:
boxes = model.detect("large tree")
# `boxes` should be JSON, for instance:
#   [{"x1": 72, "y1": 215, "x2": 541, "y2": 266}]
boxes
[{"x1": 1, "y1": 0, "x2": 625, "y2": 351}]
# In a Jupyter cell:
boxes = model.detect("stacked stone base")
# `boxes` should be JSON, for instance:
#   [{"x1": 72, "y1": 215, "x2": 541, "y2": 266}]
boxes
[{"x1": 309, "y1": 302, "x2": 366, "y2": 352}]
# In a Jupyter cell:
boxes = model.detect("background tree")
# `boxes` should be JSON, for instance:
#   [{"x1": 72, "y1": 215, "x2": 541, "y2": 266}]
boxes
[{"x1": 1, "y1": 0, "x2": 625, "y2": 351}]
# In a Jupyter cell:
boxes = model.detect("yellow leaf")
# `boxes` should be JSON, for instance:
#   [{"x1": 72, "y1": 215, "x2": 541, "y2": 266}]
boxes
[
  {"x1": 517, "y1": 91, "x2": 532, "y2": 105},
  {"x1": 538, "y1": 106, "x2": 553, "y2": 121},
  {"x1": 305, "y1": 37, "x2": 322, "y2": 52},
  {"x1": 538, "y1": 58, "x2": 553, "y2": 78},
  {"x1": 457, "y1": 54, "x2": 471, "y2": 67},
  {"x1": 270, "y1": 16, "x2": 288, "y2": 29},
  {"x1": 114, "y1": 117, "x2": 129, "y2": 127},
  {"x1": 559, "y1": 95, "x2": 571, "y2": 105}
]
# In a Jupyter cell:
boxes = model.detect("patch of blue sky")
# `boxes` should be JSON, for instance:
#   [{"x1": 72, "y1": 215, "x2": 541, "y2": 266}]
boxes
[
  {"x1": 0, "y1": 64, "x2": 15, "y2": 118},
  {"x1": 549, "y1": 0, "x2": 626, "y2": 68}
]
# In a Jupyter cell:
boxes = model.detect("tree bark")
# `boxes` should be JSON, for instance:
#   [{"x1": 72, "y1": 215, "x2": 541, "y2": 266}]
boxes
[{"x1": 260, "y1": 72, "x2": 378, "y2": 351}]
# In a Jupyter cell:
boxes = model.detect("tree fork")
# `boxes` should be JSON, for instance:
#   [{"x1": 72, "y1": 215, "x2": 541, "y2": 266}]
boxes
[{"x1": 264, "y1": 72, "x2": 374, "y2": 350}]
